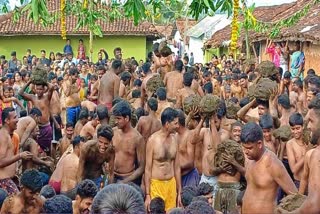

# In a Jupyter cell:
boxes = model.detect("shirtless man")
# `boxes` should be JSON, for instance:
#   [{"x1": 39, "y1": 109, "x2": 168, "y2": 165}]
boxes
[
  {"x1": 96, "y1": 105, "x2": 109, "y2": 126},
  {"x1": 72, "y1": 179, "x2": 98, "y2": 214},
  {"x1": 230, "y1": 121, "x2": 243, "y2": 143},
  {"x1": 136, "y1": 97, "x2": 161, "y2": 142},
  {"x1": 145, "y1": 107, "x2": 182, "y2": 211},
  {"x1": 230, "y1": 74, "x2": 243, "y2": 100},
  {"x1": 16, "y1": 107, "x2": 42, "y2": 145},
  {"x1": 241, "y1": 122, "x2": 297, "y2": 214},
  {"x1": 119, "y1": 71, "x2": 131, "y2": 98},
  {"x1": 291, "y1": 79, "x2": 307, "y2": 114},
  {"x1": 155, "y1": 87, "x2": 173, "y2": 120},
  {"x1": 21, "y1": 126, "x2": 53, "y2": 172},
  {"x1": 287, "y1": 113, "x2": 307, "y2": 189},
  {"x1": 259, "y1": 114, "x2": 277, "y2": 153},
  {"x1": 176, "y1": 109, "x2": 203, "y2": 188},
  {"x1": 81, "y1": 100, "x2": 97, "y2": 113},
  {"x1": 61, "y1": 136, "x2": 83, "y2": 200},
  {"x1": 293, "y1": 97, "x2": 320, "y2": 213},
  {"x1": 158, "y1": 46, "x2": 173, "y2": 80},
  {"x1": 0, "y1": 107, "x2": 33, "y2": 195},
  {"x1": 175, "y1": 72, "x2": 195, "y2": 109},
  {"x1": 164, "y1": 60, "x2": 183, "y2": 102},
  {"x1": 19, "y1": 74, "x2": 54, "y2": 154},
  {"x1": 59, "y1": 123, "x2": 74, "y2": 156},
  {"x1": 1, "y1": 169, "x2": 43, "y2": 214},
  {"x1": 98, "y1": 60, "x2": 121, "y2": 111},
  {"x1": 141, "y1": 62, "x2": 157, "y2": 108},
  {"x1": 77, "y1": 125, "x2": 115, "y2": 188},
  {"x1": 112, "y1": 101, "x2": 145, "y2": 184},
  {"x1": 80, "y1": 113, "x2": 99, "y2": 140},
  {"x1": 88, "y1": 65, "x2": 106, "y2": 104},
  {"x1": 277, "y1": 94, "x2": 295, "y2": 126},
  {"x1": 62, "y1": 68, "x2": 81, "y2": 126},
  {"x1": 74, "y1": 109, "x2": 89, "y2": 137}
]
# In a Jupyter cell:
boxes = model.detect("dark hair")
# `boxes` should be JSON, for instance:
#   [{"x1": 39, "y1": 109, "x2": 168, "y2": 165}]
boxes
[
  {"x1": 283, "y1": 71, "x2": 292, "y2": 79},
  {"x1": 203, "y1": 82, "x2": 213, "y2": 94},
  {"x1": 176, "y1": 109, "x2": 186, "y2": 127},
  {"x1": 97, "y1": 105, "x2": 109, "y2": 120},
  {"x1": 2, "y1": 107, "x2": 15, "y2": 124},
  {"x1": 147, "y1": 97, "x2": 158, "y2": 112},
  {"x1": 66, "y1": 122, "x2": 74, "y2": 129},
  {"x1": 30, "y1": 107, "x2": 42, "y2": 117},
  {"x1": 121, "y1": 71, "x2": 131, "y2": 82},
  {"x1": 40, "y1": 185, "x2": 56, "y2": 199},
  {"x1": 97, "y1": 65, "x2": 106, "y2": 72},
  {"x1": 256, "y1": 99, "x2": 269, "y2": 109},
  {"x1": 156, "y1": 87, "x2": 167, "y2": 100},
  {"x1": 19, "y1": 110, "x2": 28, "y2": 118},
  {"x1": 0, "y1": 188, "x2": 8, "y2": 208},
  {"x1": 311, "y1": 128, "x2": 320, "y2": 145},
  {"x1": 289, "y1": 112, "x2": 304, "y2": 126},
  {"x1": 133, "y1": 79, "x2": 142, "y2": 87},
  {"x1": 135, "y1": 107, "x2": 145, "y2": 121},
  {"x1": 278, "y1": 94, "x2": 291, "y2": 109},
  {"x1": 72, "y1": 135, "x2": 82, "y2": 147},
  {"x1": 307, "y1": 69, "x2": 316, "y2": 75},
  {"x1": 175, "y1": 60, "x2": 184, "y2": 72},
  {"x1": 181, "y1": 186, "x2": 198, "y2": 207},
  {"x1": 127, "y1": 182, "x2": 144, "y2": 199},
  {"x1": 69, "y1": 67, "x2": 79, "y2": 76},
  {"x1": 293, "y1": 79, "x2": 303, "y2": 89},
  {"x1": 150, "y1": 197, "x2": 165, "y2": 214},
  {"x1": 241, "y1": 122, "x2": 263, "y2": 143},
  {"x1": 111, "y1": 59, "x2": 122, "y2": 70},
  {"x1": 20, "y1": 169, "x2": 43, "y2": 192},
  {"x1": 183, "y1": 56, "x2": 189, "y2": 64},
  {"x1": 41, "y1": 49, "x2": 46, "y2": 54},
  {"x1": 232, "y1": 121, "x2": 243, "y2": 130},
  {"x1": 183, "y1": 72, "x2": 193, "y2": 87},
  {"x1": 79, "y1": 109, "x2": 89, "y2": 120},
  {"x1": 142, "y1": 62, "x2": 151, "y2": 74},
  {"x1": 132, "y1": 89, "x2": 141, "y2": 98},
  {"x1": 76, "y1": 179, "x2": 98, "y2": 199},
  {"x1": 97, "y1": 125, "x2": 113, "y2": 141},
  {"x1": 239, "y1": 97, "x2": 249, "y2": 108},
  {"x1": 308, "y1": 96, "x2": 320, "y2": 110},
  {"x1": 168, "y1": 208, "x2": 185, "y2": 214},
  {"x1": 239, "y1": 73, "x2": 248, "y2": 80},
  {"x1": 232, "y1": 73, "x2": 239, "y2": 80},
  {"x1": 191, "y1": 196, "x2": 208, "y2": 203},
  {"x1": 197, "y1": 182, "x2": 213, "y2": 196},
  {"x1": 43, "y1": 195, "x2": 73, "y2": 214},
  {"x1": 112, "y1": 97, "x2": 124, "y2": 107},
  {"x1": 259, "y1": 114, "x2": 274, "y2": 129},
  {"x1": 308, "y1": 75, "x2": 320, "y2": 89},
  {"x1": 112, "y1": 101, "x2": 132, "y2": 119},
  {"x1": 248, "y1": 73, "x2": 257, "y2": 82},
  {"x1": 185, "y1": 201, "x2": 215, "y2": 214},
  {"x1": 161, "y1": 107, "x2": 178, "y2": 126}
]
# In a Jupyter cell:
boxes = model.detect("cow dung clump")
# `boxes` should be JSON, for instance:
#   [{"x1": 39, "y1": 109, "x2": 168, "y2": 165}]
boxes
[
  {"x1": 226, "y1": 100, "x2": 240, "y2": 119},
  {"x1": 31, "y1": 65, "x2": 48, "y2": 85},
  {"x1": 254, "y1": 78, "x2": 278, "y2": 101},
  {"x1": 256, "y1": 61, "x2": 279, "y2": 78},
  {"x1": 214, "y1": 140, "x2": 245, "y2": 176},
  {"x1": 183, "y1": 94, "x2": 201, "y2": 114},
  {"x1": 273, "y1": 125, "x2": 292, "y2": 142},
  {"x1": 146, "y1": 75, "x2": 164, "y2": 95},
  {"x1": 199, "y1": 94, "x2": 220, "y2": 117},
  {"x1": 276, "y1": 193, "x2": 306, "y2": 213}
]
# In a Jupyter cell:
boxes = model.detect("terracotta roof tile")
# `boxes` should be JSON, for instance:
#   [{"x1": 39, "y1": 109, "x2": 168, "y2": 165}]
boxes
[{"x1": 0, "y1": 0, "x2": 159, "y2": 36}]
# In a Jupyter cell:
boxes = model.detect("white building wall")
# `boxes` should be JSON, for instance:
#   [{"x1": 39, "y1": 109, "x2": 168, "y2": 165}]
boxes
[{"x1": 189, "y1": 37, "x2": 204, "y2": 63}]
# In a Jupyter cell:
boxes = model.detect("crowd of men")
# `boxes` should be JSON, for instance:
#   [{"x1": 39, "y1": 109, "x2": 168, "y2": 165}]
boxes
[{"x1": 0, "y1": 39, "x2": 319, "y2": 214}]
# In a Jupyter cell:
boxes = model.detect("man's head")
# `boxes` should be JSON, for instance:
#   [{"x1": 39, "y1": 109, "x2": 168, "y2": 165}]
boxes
[
  {"x1": 197, "y1": 183, "x2": 213, "y2": 206},
  {"x1": 111, "y1": 59, "x2": 123, "y2": 75},
  {"x1": 79, "y1": 109, "x2": 89, "y2": 124},
  {"x1": 156, "y1": 87, "x2": 167, "y2": 101},
  {"x1": 231, "y1": 121, "x2": 243, "y2": 143},
  {"x1": 241, "y1": 122, "x2": 264, "y2": 160},
  {"x1": 34, "y1": 84, "x2": 46, "y2": 98},
  {"x1": 292, "y1": 79, "x2": 303, "y2": 92},
  {"x1": 96, "y1": 65, "x2": 106, "y2": 79},
  {"x1": 40, "y1": 50, "x2": 46, "y2": 58},
  {"x1": 283, "y1": 71, "x2": 292, "y2": 85},
  {"x1": 256, "y1": 99, "x2": 269, "y2": 117},
  {"x1": 306, "y1": 97, "x2": 320, "y2": 134},
  {"x1": 97, "y1": 105, "x2": 109, "y2": 122},
  {"x1": 120, "y1": 71, "x2": 132, "y2": 86},
  {"x1": 175, "y1": 60, "x2": 184, "y2": 72},
  {"x1": 66, "y1": 38, "x2": 71, "y2": 45},
  {"x1": 183, "y1": 72, "x2": 193, "y2": 87},
  {"x1": 92, "y1": 184, "x2": 145, "y2": 213},
  {"x1": 75, "y1": 179, "x2": 98, "y2": 214},
  {"x1": 20, "y1": 169, "x2": 43, "y2": 201},
  {"x1": 29, "y1": 107, "x2": 42, "y2": 123},
  {"x1": 147, "y1": 97, "x2": 158, "y2": 112},
  {"x1": 65, "y1": 122, "x2": 74, "y2": 139},
  {"x1": 289, "y1": 113, "x2": 304, "y2": 140},
  {"x1": 307, "y1": 75, "x2": 320, "y2": 91},
  {"x1": 132, "y1": 89, "x2": 141, "y2": 98},
  {"x1": 161, "y1": 107, "x2": 179, "y2": 134},
  {"x1": 96, "y1": 125, "x2": 113, "y2": 154},
  {"x1": 133, "y1": 79, "x2": 142, "y2": 89},
  {"x1": 259, "y1": 114, "x2": 274, "y2": 141},
  {"x1": 181, "y1": 186, "x2": 198, "y2": 207},
  {"x1": 43, "y1": 195, "x2": 73, "y2": 214},
  {"x1": 142, "y1": 62, "x2": 151, "y2": 75},
  {"x1": 185, "y1": 201, "x2": 215, "y2": 214},
  {"x1": 112, "y1": 101, "x2": 131, "y2": 129},
  {"x1": 69, "y1": 68, "x2": 79, "y2": 84},
  {"x1": 203, "y1": 82, "x2": 213, "y2": 94},
  {"x1": 40, "y1": 185, "x2": 56, "y2": 199},
  {"x1": 277, "y1": 94, "x2": 291, "y2": 111},
  {"x1": 150, "y1": 197, "x2": 165, "y2": 214},
  {"x1": 113, "y1": 47, "x2": 122, "y2": 60},
  {"x1": 176, "y1": 109, "x2": 186, "y2": 128},
  {"x1": 2, "y1": 107, "x2": 18, "y2": 132}
]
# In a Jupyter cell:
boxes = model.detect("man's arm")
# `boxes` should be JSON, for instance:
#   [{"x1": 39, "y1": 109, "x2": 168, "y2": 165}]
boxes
[
  {"x1": 299, "y1": 153, "x2": 310, "y2": 195},
  {"x1": 121, "y1": 136, "x2": 146, "y2": 183},
  {"x1": 62, "y1": 81, "x2": 72, "y2": 97},
  {"x1": 20, "y1": 121, "x2": 37, "y2": 146},
  {"x1": 286, "y1": 142, "x2": 305, "y2": 176},
  {"x1": 190, "y1": 117, "x2": 204, "y2": 144},
  {"x1": 175, "y1": 90, "x2": 182, "y2": 109},
  {"x1": 113, "y1": 78, "x2": 120, "y2": 98},
  {"x1": 107, "y1": 151, "x2": 115, "y2": 184},
  {"x1": 174, "y1": 137, "x2": 182, "y2": 207},
  {"x1": 237, "y1": 99, "x2": 256, "y2": 123},
  {"x1": 119, "y1": 83, "x2": 125, "y2": 98},
  {"x1": 29, "y1": 141, "x2": 53, "y2": 169},
  {"x1": 144, "y1": 138, "x2": 153, "y2": 211},
  {"x1": 46, "y1": 83, "x2": 54, "y2": 102},
  {"x1": 77, "y1": 144, "x2": 88, "y2": 182},
  {"x1": 18, "y1": 80, "x2": 34, "y2": 102}
]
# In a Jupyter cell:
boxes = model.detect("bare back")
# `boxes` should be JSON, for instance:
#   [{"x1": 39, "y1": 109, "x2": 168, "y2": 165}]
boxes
[
  {"x1": 164, "y1": 71, "x2": 183, "y2": 100},
  {"x1": 98, "y1": 71, "x2": 120, "y2": 105},
  {"x1": 61, "y1": 153, "x2": 79, "y2": 192},
  {"x1": 0, "y1": 129, "x2": 16, "y2": 179},
  {"x1": 136, "y1": 115, "x2": 161, "y2": 142}
]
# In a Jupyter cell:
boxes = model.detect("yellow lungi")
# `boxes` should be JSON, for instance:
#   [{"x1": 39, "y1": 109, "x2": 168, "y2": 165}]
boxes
[{"x1": 151, "y1": 177, "x2": 177, "y2": 211}]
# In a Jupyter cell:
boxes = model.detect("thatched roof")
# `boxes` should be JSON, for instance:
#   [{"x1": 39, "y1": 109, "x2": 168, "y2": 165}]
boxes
[
  {"x1": 0, "y1": 0, "x2": 160, "y2": 37},
  {"x1": 204, "y1": 2, "x2": 296, "y2": 48}
]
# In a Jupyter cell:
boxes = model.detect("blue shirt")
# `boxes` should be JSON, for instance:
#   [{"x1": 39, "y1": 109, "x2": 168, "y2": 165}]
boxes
[{"x1": 63, "y1": 45, "x2": 73, "y2": 55}]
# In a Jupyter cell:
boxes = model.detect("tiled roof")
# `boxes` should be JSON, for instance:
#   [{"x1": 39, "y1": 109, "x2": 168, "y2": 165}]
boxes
[
  {"x1": 175, "y1": 18, "x2": 198, "y2": 38},
  {"x1": 0, "y1": 0, "x2": 159, "y2": 36},
  {"x1": 204, "y1": 2, "x2": 296, "y2": 48},
  {"x1": 154, "y1": 24, "x2": 175, "y2": 39}
]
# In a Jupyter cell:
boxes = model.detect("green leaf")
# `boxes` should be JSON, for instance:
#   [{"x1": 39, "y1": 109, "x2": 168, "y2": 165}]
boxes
[{"x1": 31, "y1": 0, "x2": 39, "y2": 23}]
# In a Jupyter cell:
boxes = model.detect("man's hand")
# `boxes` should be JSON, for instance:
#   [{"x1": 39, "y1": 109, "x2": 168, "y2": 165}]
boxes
[
  {"x1": 20, "y1": 151, "x2": 33, "y2": 160},
  {"x1": 177, "y1": 194, "x2": 183, "y2": 207},
  {"x1": 45, "y1": 161, "x2": 54, "y2": 171},
  {"x1": 188, "y1": 106, "x2": 199, "y2": 119},
  {"x1": 145, "y1": 195, "x2": 151, "y2": 212},
  {"x1": 222, "y1": 153, "x2": 238, "y2": 166}
]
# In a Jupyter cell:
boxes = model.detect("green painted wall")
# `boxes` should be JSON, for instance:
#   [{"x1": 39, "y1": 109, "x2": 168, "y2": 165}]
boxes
[{"x1": 0, "y1": 35, "x2": 147, "y2": 62}]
